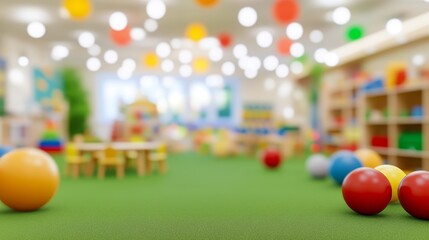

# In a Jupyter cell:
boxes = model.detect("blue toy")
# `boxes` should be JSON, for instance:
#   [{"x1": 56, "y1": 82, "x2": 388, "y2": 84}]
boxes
[
  {"x1": 0, "y1": 146, "x2": 13, "y2": 157},
  {"x1": 411, "y1": 105, "x2": 424, "y2": 118},
  {"x1": 328, "y1": 150, "x2": 363, "y2": 185}
]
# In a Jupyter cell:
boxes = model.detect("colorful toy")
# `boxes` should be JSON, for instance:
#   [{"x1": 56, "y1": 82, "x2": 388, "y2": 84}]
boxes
[
  {"x1": 306, "y1": 154, "x2": 330, "y2": 179},
  {"x1": 371, "y1": 135, "x2": 389, "y2": 148},
  {"x1": 262, "y1": 149, "x2": 282, "y2": 169},
  {"x1": 398, "y1": 132, "x2": 423, "y2": 151},
  {"x1": 398, "y1": 171, "x2": 429, "y2": 219},
  {"x1": 342, "y1": 168, "x2": 391, "y2": 215},
  {"x1": 0, "y1": 148, "x2": 59, "y2": 211},
  {"x1": 411, "y1": 105, "x2": 424, "y2": 118},
  {"x1": 328, "y1": 150, "x2": 363, "y2": 185},
  {"x1": 355, "y1": 149, "x2": 383, "y2": 168},
  {"x1": 38, "y1": 120, "x2": 64, "y2": 153},
  {"x1": 0, "y1": 145, "x2": 13, "y2": 157},
  {"x1": 375, "y1": 165, "x2": 406, "y2": 202}
]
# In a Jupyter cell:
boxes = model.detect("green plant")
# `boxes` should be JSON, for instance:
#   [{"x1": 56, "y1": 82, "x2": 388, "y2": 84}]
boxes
[{"x1": 61, "y1": 67, "x2": 90, "y2": 138}]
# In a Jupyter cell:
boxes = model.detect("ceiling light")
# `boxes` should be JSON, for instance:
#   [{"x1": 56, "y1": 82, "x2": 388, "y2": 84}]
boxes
[
  {"x1": 156, "y1": 42, "x2": 171, "y2": 58},
  {"x1": 27, "y1": 22, "x2": 46, "y2": 39},
  {"x1": 309, "y1": 30, "x2": 323, "y2": 43},
  {"x1": 290, "y1": 42, "x2": 305, "y2": 58},
  {"x1": 386, "y1": 18, "x2": 403, "y2": 35},
  {"x1": 131, "y1": 27, "x2": 146, "y2": 41},
  {"x1": 104, "y1": 50, "x2": 118, "y2": 64},
  {"x1": 146, "y1": 0, "x2": 166, "y2": 20},
  {"x1": 325, "y1": 52, "x2": 339, "y2": 67},
  {"x1": 161, "y1": 59, "x2": 175, "y2": 72},
  {"x1": 290, "y1": 61, "x2": 304, "y2": 74},
  {"x1": 233, "y1": 44, "x2": 248, "y2": 59},
  {"x1": 263, "y1": 55, "x2": 279, "y2": 71},
  {"x1": 244, "y1": 69, "x2": 258, "y2": 79},
  {"x1": 18, "y1": 56, "x2": 29, "y2": 67},
  {"x1": 332, "y1": 7, "x2": 351, "y2": 25},
  {"x1": 221, "y1": 61, "x2": 235, "y2": 76},
  {"x1": 179, "y1": 65, "x2": 192, "y2": 77},
  {"x1": 144, "y1": 19, "x2": 158, "y2": 32},
  {"x1": 208, "y1": 47, "x2": 223, "y2": 62},
  {"x1": 87, "y1": 57, "x2": 101, "y2": 72},
  {"x1": 412, "y1": 54, "x2": 425, "y2": 66},
  {"x1": 51, "y1": 45, "x2": 69, "y2": 61},
  {"x1": 78, "y1": 32, "x2": 95, "y2": 48},
  {"x1": 109, "y1": 12, "x2": 128, "y2": 31},
  {"x1": 256, "y1": 31, "x2": 273, "y2": 48},
  {"x1": 238, "y1": 7, "x2": 257, "y2": 27},
  {"x1": 122, "y1": 58, "x2": 136, "y2": 71},
  {"x1": 179, "y1": 50, "x2": 192, "y2": 64},
  {"x1": 276, "y1": 64, "x2": 289, "y2": 78},
  {"x1": 286, "y1": 22, "x2": 303, "y2": 40},
  {"x1": 314, "y1": 48, "x2": 328, "y2": 63},
  {"x1": 88, "y1": 44, "x2": 101, "y2": 56}
]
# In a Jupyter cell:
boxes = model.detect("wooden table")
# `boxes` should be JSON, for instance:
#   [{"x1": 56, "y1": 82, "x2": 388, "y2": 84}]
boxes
[{"x1": 74, "y1": 141, "x2": 162, "y2": 176}]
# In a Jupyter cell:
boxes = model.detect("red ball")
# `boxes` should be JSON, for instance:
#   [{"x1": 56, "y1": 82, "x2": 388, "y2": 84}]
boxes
[
  {"x1": 342, "y1": 168, "x2": 391, "y2": 215},
  {"x1": 218, "y1": 33, "x2": 232, "y2": 48},
  {"x1": 262, "y1": 149, "x2": 282, "y2": 169},
  {"x1": 110, "y1": 26, "x2": 131, "y2": 46},
  {"x1": 272, "y1": 0, "x2": 300, "y2": 25},
  {"x1": 398, "y1": 171, "x2": 429, "y2": 220}
]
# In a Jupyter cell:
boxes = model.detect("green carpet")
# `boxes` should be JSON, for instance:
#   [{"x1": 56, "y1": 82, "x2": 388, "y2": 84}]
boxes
[{"x1": 0, "y1": 153, "x2": 427, "y2": 239}]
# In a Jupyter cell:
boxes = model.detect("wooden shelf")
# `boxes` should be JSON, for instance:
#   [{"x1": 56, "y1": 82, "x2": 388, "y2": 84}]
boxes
[
  {"x1": 394, "y1": 117, "x2": 429, "y2": 124},
  {"x1": 373, "y1": 147, "x2": 390, "y2": 155}
]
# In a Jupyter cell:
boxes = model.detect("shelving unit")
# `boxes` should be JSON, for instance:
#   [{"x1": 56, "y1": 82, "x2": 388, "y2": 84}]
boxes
[{"x1": 362, "y1": 82, "x2": 429, "y2": 171}]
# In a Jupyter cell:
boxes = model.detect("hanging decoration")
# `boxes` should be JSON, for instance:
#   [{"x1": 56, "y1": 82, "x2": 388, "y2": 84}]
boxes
[
  {"x1": 346, "y1": 25, "x2": 365, "y2": 42},
  {"x1": 272, "y1": 0, "x2": 299, "y2": 25},
  {"x1": 63, "y1": 0, "x2": 92, "y2": 20},
  {"x1": 143, "y1": 52, "x2": 159, "y2": 68},
  {"x1": 110, "y1": 26, "x2": 131, "y2": 46},
  {"x1": 218, "y1": 33, "x2": 232, "y2": 48},
  {"x1": 193, "y1": 57, "x2": 210, "y2": 73},
  {"x1": 186, "y1": 23, "x2": 207, "y2": 42},
  {"x1": 277, "y1": 37, "x2": 292, "y2": 55},
  {"x1": 195, "y1": 0, "x2": 219, "y2": 7}
]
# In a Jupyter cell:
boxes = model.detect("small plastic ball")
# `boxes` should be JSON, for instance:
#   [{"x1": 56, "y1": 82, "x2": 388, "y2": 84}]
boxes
[
  {"x1": 329, "y1": 150, "x2": 363, "y2": 185},
  {"x1": 306, "y1": 154, "x2": 329, "y2": 179},
  {"x1": 375, "y1": 165, "x2": 406, "y2": 202}
]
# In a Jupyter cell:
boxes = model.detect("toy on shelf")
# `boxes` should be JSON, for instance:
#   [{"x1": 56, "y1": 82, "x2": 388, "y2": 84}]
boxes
[
  {"x1": 371, "y1": 135, "x2": 389, "y2": 148},
  {"x1": 361, "y1": 78, "x2": 384, "y2": 93},
  {"x1": 399, "y1": 132, "x2": 423, "y2": 151},
  {"x1": 38, "y1": 120, "x2": 64, "y2": 154},
  {"x1": 111, "y1": 96, "x2": 160, "y2": 142},
  {"x1": 411, "y1": 105, "x2": 424, "y2": 118},
  {"x1": 386, "y1": 62, "x2": 407, "y2": 89}
]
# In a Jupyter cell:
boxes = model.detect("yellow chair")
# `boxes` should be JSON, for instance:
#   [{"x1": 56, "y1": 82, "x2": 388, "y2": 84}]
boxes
[
  {"x1": 150, "y1": 143, "x2": 167, "y2": 174},
  {"x1": 97, "y1": 146, "x2": 125, "y2": 179},
  {"x1": 65, "y1": 143, "x2": 89, "y2": 178}
]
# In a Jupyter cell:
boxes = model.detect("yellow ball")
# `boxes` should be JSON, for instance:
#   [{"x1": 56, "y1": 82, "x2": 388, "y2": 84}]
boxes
[
  {"x1": 355, "y1": 149, "x2": 383, "y2": 168},
  {"x1": 186, "y1": 23, "x2": 207, "y2": 42},
  {"x1": 193, "y1": 57, "x2": 210, "y2": 73},
  {"x1": 143, "y1": 53, "x2": 159, "y2": 68},
  {"x1": 63, "y1": 0, "x2": 92, "y2": 20},
  {"x1": 0, "y1": 148, "x2": 60, "y2": 211},
  {"x1": 375, "y1": 165, "x2": 406, "y2": 202}
]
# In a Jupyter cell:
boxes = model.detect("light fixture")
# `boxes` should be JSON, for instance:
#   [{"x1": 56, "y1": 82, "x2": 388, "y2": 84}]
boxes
[
  {"x1": 78, "y1": 32, "x2": 95, "y2": 48},
  {"x1": 233, "y1": 44, "x2": 248, "y2": 59},
  {"x1": 51, "y1": 45, "x2": 69, "y2": 61},
  {"x1": 27, "y1": 22, "x2": 46, "y2": 39},
  {"x1": 122, "y1": 58, "x2": 136, "y2": 71},
  {"x1": 314, "y1": 48, "x2": 328, "y2": 63},
  {"x1": 290, "y1": 42, "x2": 305, "y2": 58},
  {"x1": 88, "y1": 44, "x2": 101, "y2": 56},
  {"x1": 131, "y1": 28, "x2": 146, "y2": 41},
  {"x1": 256, "y1": 31, "x2": 273, "y2": 48},
  {"x1": 386, "y1": 18, "x2": 403, "y2": 35},
  {"x1": 332, "y1": 7, "x2": 351, "y2": 25},
  {"x1": 244, "y1": 69, "x2": 258, "y2": 79},
  {"x1": 221, "y1": 61, "x2": 235, "y2": 76},
  {"x1": 263, "y1": 55, "x2": 279, "y2": 71},
  {"x1": 309, "y1": 30, "x2": 323, "y2": 43},
  {"x1": 276, "y1": 64, "x2": 289, "y2": 78},
  {"x1": 104, "y1": 50, "x2": 118, "y2": 64},
  {"x1": 412, "y1": 54, "x2": 425, "y2": 66},
  {"x1": 156, "y1": 42, "x2": 171, "y2": 58},
  {"x1": 18, "y1": 56, "x2": 29, "y2": 67},
  {"x1": 208, "y1": 47, "x2": 223, "y2": 62},
  {"x1": 238, "y1": 7, "x2": 257, "y2": 27},
  {"x1": 86, "y1": 57, "x2": 101, "y2": 72},
  {"x1": 325, "y1": 52, "x2": 339, "y2": 67},
  {"x1": 146, "y1": 0, "x2": 166, "y2": 20},
  {"x1": 161, "y1": 59, "x2": 175, "y2": 72},
  {"x1": 109, "y1": 12, "x2": 128, "y2": 31},
  {"x1": 290, "y1": 61, "x2": 304, "y2": 74},
  {"x1": 286, "y1": 22, "x2": 303, "y2": 40},
  {"x1": 144, "y1": 19, "x2": 158, "y2": 32},
  {"x1": 179, "y1": 50, "x2": 192, "y2": 64}
]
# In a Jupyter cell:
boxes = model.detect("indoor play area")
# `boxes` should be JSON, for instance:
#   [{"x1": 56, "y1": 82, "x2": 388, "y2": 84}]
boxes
[{"x1": 2, "y1": 0, "x2": 429, "y2": 239}]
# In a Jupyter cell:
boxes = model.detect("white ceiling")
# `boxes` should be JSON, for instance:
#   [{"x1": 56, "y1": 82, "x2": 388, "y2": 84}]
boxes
[{"x1": 0, "y1": 0, "x2": 428, "y2": 75}]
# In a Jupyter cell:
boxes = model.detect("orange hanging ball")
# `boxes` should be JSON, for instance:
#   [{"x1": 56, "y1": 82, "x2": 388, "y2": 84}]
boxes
[
  {"x1": 0, "y1": 148, "x2": 60, "y2": 211},
  {"x1": 63, "y1": 0, "x2": 92, "y2": 20},
  {"x1": 195, "y1": 0, "x2": 219, "y2": 7},
  {"x1": 110, "y1": 26, "x2": 131, "y2": 46},
  {"x1": 273, "y1": 0, "x2": 299, "y2": 25}
]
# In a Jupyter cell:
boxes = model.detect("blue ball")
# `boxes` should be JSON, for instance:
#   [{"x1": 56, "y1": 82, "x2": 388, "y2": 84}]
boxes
[
  {"x1": 0, "y1": 146, "x2": 13, "y2": 157},
  {"x1": 329, "y1": 150, "x2": 362, "y2": 185}
]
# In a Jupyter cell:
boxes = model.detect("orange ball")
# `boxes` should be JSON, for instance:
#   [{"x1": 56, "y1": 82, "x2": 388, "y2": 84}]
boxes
[
  {"x1": 195, "y1": 0, "x2": 218, "y2": 7},
  {"x1": 355, "y1": 149, "x2": 383, "y2": 168},
  {"x1": 0, "y1": 148, "x2": 60, "y2": 211}
]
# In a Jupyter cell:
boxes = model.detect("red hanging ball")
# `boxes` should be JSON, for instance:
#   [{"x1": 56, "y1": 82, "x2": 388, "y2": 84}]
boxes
[
  {"x1": 218, "y1": 33, "x2": 232, "y2": 48},
  {"x1": 110, "y1": 26, "x2": 131, "y2": 46},
  {"x1": 273, "y1": 0, "x2": 300, "y2": 25}
]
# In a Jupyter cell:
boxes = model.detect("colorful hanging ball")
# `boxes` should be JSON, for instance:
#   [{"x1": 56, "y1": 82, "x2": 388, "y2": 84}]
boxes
[
  {"x1": 144, "y1": 53, "x2": 159, "y2": 68},
  {"x1": 277, "y1": 37, "x2": 292, "y2": 55},
  {"x1": 193, "y1": 57, "x2": 210, "y2": 73},
  {"x1": 195, "y1": 0, "x2": 219, "y2": 7},
  {"x1": 63, "y1": 0, "x2": 92, "y2": 20},
  {"x1": 186, "y1": 23, "x2": 207, "y2": 42},
  {"x1": 272, "y1": 0, "x2": 299, "y2": 25},
  {"x1": 218, "y1": 33, "x2": 232, "y2": 48},
  {"x1": 110, "y1": 26, "x2": 131, "y2": 46},
  {"x1": 346, "y1": 25, "x2": 365, "y2": 42}
]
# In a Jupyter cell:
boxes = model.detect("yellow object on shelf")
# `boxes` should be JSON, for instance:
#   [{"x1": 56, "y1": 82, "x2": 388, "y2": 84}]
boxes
[{"x1": 386, "y1": 62, "x2": 407, "y2": 89}]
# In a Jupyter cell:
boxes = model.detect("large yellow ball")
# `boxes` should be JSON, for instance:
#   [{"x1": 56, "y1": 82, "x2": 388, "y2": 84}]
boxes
[
  {"x1": 0, "y1": 148, "x2": 60, "y2": 211},
  {"x1": 355, "y1": 149, "x2": 383, "y2": 168},
  {"x1": 375, "y1": 165, "x2": 406, "y2": 202},
  {"x1": 186, "y1": 23, "x2": 207, "y2": 42},
  {"x1": 63, "y1": 0, "x2": 92, "y2": 20}
]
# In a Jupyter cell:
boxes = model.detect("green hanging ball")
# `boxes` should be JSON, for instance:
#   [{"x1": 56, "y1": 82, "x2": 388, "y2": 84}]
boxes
[{"x1": 346, "y1": 25, "x2": 364, "y2": 41}]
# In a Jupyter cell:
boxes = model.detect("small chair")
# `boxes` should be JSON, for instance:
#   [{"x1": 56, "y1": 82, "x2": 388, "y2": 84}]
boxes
[
  {"x1": 150, "y1": 143, "x2": 167, "y2": 174},
  {"x1": 97, "y1": 146, "x2": 125, "y2": 179},
  {"x1": 65, "y1": 143, "x2": 89, "y2": 178}
]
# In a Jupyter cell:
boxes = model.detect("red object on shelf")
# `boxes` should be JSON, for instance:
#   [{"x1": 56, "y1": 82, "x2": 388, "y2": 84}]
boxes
[
  {"x1": 396, "y1": 69, "x2": 407, "y2": 86},
  {"x1": 344, "y1": 144, "x2": 358, "y2": 151},
  {"x1": 371, "y1": 136, "x2": 389, "y2": 148}
]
